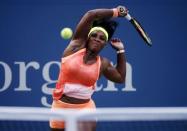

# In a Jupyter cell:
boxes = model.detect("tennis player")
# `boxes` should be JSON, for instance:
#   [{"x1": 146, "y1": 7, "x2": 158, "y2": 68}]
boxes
[{"x1": 50, "y1": 6, "x2": 128, "y2": 131}]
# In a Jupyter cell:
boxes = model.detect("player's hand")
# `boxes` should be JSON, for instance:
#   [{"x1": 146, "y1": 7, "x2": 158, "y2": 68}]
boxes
[
  {"x1": 117, "y1": 5, "x2": 129, "y2": 17},
  {"x1": 110, "y1": 38, "x2": 124, "y2": 51}
]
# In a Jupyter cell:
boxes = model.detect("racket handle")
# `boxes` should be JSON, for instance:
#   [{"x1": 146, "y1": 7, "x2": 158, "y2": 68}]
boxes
[{"x1": 125, "y1": 13, "x2": 132, "y2": 21}]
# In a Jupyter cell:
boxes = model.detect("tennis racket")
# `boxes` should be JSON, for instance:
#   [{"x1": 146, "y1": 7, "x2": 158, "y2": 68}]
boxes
[
  {"x1": 128, "y1": 16, "x2": 152, "y2": 46},
  {"x1": 119, "y1": 6, "x2": 152, "y2": 46}
]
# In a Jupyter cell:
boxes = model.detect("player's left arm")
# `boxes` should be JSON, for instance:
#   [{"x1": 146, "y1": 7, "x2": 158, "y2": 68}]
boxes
[{"x1": 102, "y1": 38, "x2": 126, "y2": 83}]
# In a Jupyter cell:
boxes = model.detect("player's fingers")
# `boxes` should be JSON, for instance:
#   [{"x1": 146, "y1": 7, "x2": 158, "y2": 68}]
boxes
[
  {"x1": 111, "y1": 38, "x2": 120, "y2": 42},
  {"x1": 110, "y1": 38, "x2": 115, "y2": 42},
  {"x1": 116, "y1": 38, "x2": 121, "y2": 42}
]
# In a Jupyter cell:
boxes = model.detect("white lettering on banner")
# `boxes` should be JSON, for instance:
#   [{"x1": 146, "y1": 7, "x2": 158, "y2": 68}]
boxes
[
  {"x1": 103, "y1": 80, "x2": 118, "y2": 91},
  {"x1": 0, "y1": 61, "x2": 12, "y2": 92},
  {"x1": 0, "y1": 61, "x2": 136, "y2": 107},
  {"x1": 14, "y1": 62, "x2": 40, "y2": 91},
  {"x1": 41, "y1": 61, "x2": 61, "y2": 107}
]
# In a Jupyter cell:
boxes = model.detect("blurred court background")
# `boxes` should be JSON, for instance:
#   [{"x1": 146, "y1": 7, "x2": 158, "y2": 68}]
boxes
[{"x1": 0, "y1": 0, "x2": 187, "y2": 130}]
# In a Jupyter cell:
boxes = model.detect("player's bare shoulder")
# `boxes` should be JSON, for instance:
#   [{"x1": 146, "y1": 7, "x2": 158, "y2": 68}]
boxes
[{"x1": 63, "y1": 39, "x2": 86, "y2": 57}]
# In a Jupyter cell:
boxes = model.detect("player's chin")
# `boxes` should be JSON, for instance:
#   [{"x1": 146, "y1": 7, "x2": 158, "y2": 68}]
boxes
[
  {"x1": 88, "y1": 41, "x2": 103, "y2": 52},
  {"x1": 88, "y1": 44, "x2": 104, "y2": 53},
  {"x1": 90, "y1": 47, "x2": 99, "y2": 53},
  {"x1": 88, "y1": 45, "x2": 99, "y2": 52}
]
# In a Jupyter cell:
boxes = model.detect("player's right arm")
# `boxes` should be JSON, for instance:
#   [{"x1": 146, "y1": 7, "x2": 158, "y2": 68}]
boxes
[{"x1": 63, "y1": 9, "x2": 114, "y2": 57}]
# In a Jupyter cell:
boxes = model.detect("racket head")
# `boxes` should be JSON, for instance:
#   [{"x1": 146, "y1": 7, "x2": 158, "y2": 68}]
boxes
[{"x1": 130, "y1": 18, "x2": 152, "y2": 46}]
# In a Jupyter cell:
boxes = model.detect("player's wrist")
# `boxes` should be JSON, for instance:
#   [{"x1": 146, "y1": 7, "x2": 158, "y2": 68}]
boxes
[
  {"x1": 112, "y1": 8, "x2": 118, "y2": 17},
  {"x1": 116, "y1": 49, "x2": 125, "y2": 54}
]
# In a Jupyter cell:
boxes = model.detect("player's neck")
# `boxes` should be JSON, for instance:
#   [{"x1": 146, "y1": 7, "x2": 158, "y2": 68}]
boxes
[{"x1": 83, "y1": 49, "x2": 98, "y2": 64}]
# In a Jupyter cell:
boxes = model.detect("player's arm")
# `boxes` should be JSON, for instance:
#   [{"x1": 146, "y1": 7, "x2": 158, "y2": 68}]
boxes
[
  {"x1": 72, "y1": 9, "x2": 114, "y2": 40},
  {"x1": 73, "y1": 6, "x2": 128, "y2": 41},
  {"x1": 102, "y1": 54, "x2": 126, "y2": 83},
  {"x1": 63, "y1": 6, "x2": 128, "y2": 57},
  {"x1": 63, "y1": 9, "x2": 114, "y2": 57},
  {"x1": 102, "y1": 38, "x2": 126, "y2": 83}
]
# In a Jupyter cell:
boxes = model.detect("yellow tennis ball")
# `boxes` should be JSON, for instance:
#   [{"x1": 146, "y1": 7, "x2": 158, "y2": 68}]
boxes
[{"x1": 60, "y1": 27, "x2": 73, "y2": 39}]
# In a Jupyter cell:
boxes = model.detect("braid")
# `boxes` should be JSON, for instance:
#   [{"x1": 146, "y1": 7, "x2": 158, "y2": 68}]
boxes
[{"x1": 92, "y1": 18, "x2": 118, "y2": 40}]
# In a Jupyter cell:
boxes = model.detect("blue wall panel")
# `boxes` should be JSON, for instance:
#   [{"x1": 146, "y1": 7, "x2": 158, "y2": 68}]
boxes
[{"x1": 0, "y1": 0, "x2": 187, "y2": 108}]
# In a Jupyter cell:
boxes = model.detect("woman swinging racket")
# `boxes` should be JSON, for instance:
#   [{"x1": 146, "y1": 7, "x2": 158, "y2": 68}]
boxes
[{"x1": 50, "y1": 5, "x2": 128, "y2": 131}]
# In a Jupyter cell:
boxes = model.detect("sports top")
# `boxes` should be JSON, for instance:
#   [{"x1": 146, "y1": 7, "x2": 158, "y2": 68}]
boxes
[{"x1": 53, "y1": 48, "x2": 101, "y2": 100}]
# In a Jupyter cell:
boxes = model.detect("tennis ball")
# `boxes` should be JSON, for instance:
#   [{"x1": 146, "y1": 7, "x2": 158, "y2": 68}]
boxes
[{"x1": 60, "y1": 27, "x2": 73, "y2": 39}]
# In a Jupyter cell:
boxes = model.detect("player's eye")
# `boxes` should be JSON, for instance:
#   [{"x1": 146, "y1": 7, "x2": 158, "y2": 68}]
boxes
[
  {"x1": 90, "y1": 33, "x2": 97, "y2": 38},
  {"x1": 99, "y1": 36, "x2": 106, "y2": 41}
]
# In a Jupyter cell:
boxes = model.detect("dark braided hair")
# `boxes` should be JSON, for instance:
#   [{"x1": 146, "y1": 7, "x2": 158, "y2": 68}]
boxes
[{"x1": 92, "y1": 18, "x2": 118, "y2": 41}]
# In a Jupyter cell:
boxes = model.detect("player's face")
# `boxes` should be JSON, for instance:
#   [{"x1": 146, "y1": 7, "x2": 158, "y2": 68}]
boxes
[{"x1": 87, "y1": 31, "x2": 107, "y2": 53}]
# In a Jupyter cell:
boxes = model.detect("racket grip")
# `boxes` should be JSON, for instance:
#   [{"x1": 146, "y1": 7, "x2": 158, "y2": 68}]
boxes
[{"x1": 125, "y1": 13, "x2": 132, "y2": 21}]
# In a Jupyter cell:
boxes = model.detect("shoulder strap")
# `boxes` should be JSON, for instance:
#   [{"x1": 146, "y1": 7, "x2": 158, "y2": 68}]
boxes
[{"x1": 61, "y1": 48, "x2": 86, "y2": 62}]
